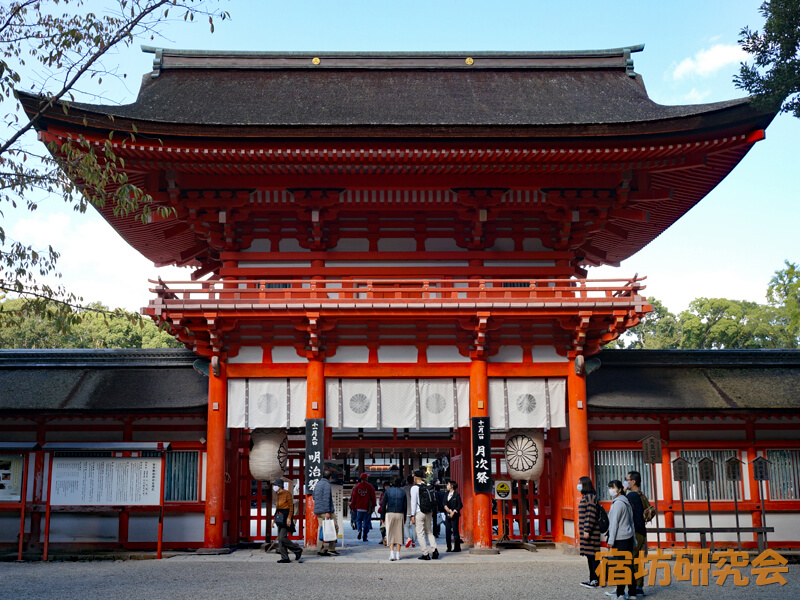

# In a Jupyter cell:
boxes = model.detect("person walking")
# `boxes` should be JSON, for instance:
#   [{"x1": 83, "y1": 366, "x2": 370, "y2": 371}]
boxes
[
  {"x1": 606, "y1": 479, "x2": 637, "y2": 600},
  {"x1": 380, "y1": 475, "x2": 407, "y2": 561},
  {"x1": 577, "y1": 476, "x2": 602, "y2": 588},
  {"x1": 625, "y1": 471, "x2": 648, "y2": 597},
  {"x1": 443, "y1": 480, "x2": 462, "y2": 552},
  {"x1": 402, "y1": 474, "x2": 417, "y2": 548},
  {"x1": 312, "y1": 469, "x2": 340, "y2": 556},
  {"x1": 272, "y1": 478, "x2": 302, "y2": 564},
  {"x1": 351, "y1": 472, "x2": 376, "y2": 542},
  {"x1": 410, "y1": 470, "x2": 439, "y2": 560}
]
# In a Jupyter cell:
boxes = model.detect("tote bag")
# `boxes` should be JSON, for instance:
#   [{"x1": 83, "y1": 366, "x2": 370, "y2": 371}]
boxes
[{"x1": 321, "y1": 518, "x2": 337, "y2": 543}]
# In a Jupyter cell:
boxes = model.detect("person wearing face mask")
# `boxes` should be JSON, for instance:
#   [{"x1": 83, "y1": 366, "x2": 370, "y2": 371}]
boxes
[
  {"x1": 606, "y1": 480, "x2": 637, "y2": 600},
  {"x1": 272, "y1": 478, "x2": 302, "y2": 564},
  {"x1": 625, "y1": 471, "x2": 647, "y2": 597},
  {"x1": 577, "y1": 476, "x2": 602, "y2": 589}
]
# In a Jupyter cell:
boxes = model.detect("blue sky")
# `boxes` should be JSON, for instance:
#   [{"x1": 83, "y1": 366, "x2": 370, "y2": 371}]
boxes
[{"x1": 6, "y1": 0, "x2": 799, "y2": 313}]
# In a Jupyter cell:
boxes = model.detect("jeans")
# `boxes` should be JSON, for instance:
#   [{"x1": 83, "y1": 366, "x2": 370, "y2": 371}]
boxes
[
  {"x1": 414, "y1": 511, "x2": 438, "y2": 556},
  {"x1": 445, "y1": 515, "x2": 461, "y2": 550},
  {"x1": 405, "y1": 517, "x2": 417, "y2": 543},
  {"x1": 613, "y1": 537, "x2": 636, "y2": 598},
  {"x1": 356, "y1": 509, "x2": 372, "y2": 538}
]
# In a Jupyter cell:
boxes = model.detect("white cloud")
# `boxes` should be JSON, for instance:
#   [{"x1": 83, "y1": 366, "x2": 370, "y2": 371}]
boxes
[
  {"x1": 672, "y1": 44, "x2": 747, "y2": 80},
  {"x1": 683, "y1": 88, "x2": 711, "y2": 103}
]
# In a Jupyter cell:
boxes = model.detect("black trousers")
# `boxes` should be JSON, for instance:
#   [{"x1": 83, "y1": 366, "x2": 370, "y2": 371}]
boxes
[
  {"x1": 277, "y1": 525, "x2": 301, "y2": 560},
  {"x1": 445, "y1": 515, "x2": 461, "y2": 550},
  {"x1": 586, "y1": 553, "x2": 600, "y2": 582},
  {"x1": 613, "y1": 537, "x2": 636, "y2": 598}
]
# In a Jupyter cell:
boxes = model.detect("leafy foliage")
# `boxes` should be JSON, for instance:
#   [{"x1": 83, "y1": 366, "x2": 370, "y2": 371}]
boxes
[
  {"x1": 613, "y1": 262, "x2": 800, "y2": 349},
  {"x1": 0, "y1": 297, "x2": 182, "y2": 348},
  {"x1": 734, "y1": 0, "x2": 800, "y2": 117},
  {"x1": 0, "y1": 0, "x2": 229, "y2": 331}
]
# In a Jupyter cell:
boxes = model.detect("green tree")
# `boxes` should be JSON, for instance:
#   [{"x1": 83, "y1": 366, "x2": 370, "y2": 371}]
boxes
[
  {"x1": 0, "y1": 297, "x2": 182, "y2": 348},
  {"x1": 677, "y1": 297, "x2": 790, "y2": 349},
  {"x1": 614, "y1": 298, "x2": 680, "y2": 349},
  {"x1": 767, "y1": 260, "x2": 800, "y2": 344},
  {"x1": 1, "y1": 0, "x2": 228, "y2": 329},
  {"x1": 734, "y1": 0, "x2": 800, "y2": 117}
]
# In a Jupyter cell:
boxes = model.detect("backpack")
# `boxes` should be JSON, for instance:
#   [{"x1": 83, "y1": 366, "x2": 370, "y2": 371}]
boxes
[
  {"x1": 638, "y1": 491, "x2": 656, "y2": 524},
  {"x1": 418, "y1": 483, "x2": 437, "y2": 514},
  {"x1": 594, "y1": 497, "x2": 610, "y2": 534}
]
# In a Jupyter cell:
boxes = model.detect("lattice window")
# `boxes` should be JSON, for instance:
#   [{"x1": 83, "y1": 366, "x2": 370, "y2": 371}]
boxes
[
  {"x1": 767, "y1": 449, "x2": 800, "y2": 500},
  {"x1": 678, "y1": 450, "x2": 738, "y2": 501},
  {"x1": 164, "y1": 451, "x2": 199, "y2": 502},
  {"x1": 593, "y1": 450, "x2": 653, "y2": 500}
]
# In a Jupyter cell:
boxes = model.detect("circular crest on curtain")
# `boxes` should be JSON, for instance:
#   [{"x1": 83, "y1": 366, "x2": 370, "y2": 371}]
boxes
[
  {"x1": 249, "y1": 428, "x2": 288, "y2": 481},
  {"x1": 504, "y1": 429, "x2": 544, "y2": 481}
]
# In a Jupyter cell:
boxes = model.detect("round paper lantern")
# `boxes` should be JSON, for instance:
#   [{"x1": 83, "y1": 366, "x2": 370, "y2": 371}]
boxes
[
  {"x1": 504, "y1": 429, "x2": 544, "y2": 482},
  {"x1": 249, "y1": 428, "x2": 288, "y2": 481}
]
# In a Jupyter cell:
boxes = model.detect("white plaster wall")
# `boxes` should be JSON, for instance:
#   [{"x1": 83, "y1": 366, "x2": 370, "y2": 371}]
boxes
[
  {"x1": 671, "y1": 512, "x2": 747, "y2": 543},
  {"x1": 532, "y1": 346, "x2": 568, "y2": 362},
  {"x1": 377, "y1": 238, "x2": 416, "y2": 251},
  {"x1": 669, "y1": 430, "x2": 746, "y2": 441},
  {"x1": 0, "y1": 515, "x2": 24, "y2": 542},
  {"x1": 563, "y1": 518, "x2": 575, "y2": 538},
  {"x1": 487, "y1": 346, "x2": 523, "y2": 363},
  {"x1": 237, "y1": 260, "x2": 311, "y2": 268},
  {"x1": 330, "y1": 238, "x2": 369, "y2": 252},
  {"x1": 44, "y1": 430, "x2": 123, "y2": 442},
  {"x1": 756, "y1": 430, "x2": 800, "y2": 440},
  {"x1": 128, "y1": 513, "x2": 204, "y2": 543},
  {"x1": 426, "y1": 346, "x2": 470, "y2": 363},
  {"x1": 326, "y1": 346, "x2": 370, "y2": 363},
  {"x1": 271, "y1": 347, "x2": 308, "y2": 363},
  {"x1": 278, "y1": 239, "x2": 310, "y2": 252},
  {"x1": 487, "y1": 238, "x2": 514, "y2": 251},
  {"x1": 762, "y1": 512, "x2": 800, "y2": 542},
  {"x1": 241, "y1": 239, "x2": 270, "y2": 252},
  {"x1": 425, "y1": 238, "x2": 464, "y2": 251},
  {"x1": 377, "y1": 346, "x2": 418, "y2": 363},
  {"x1": 228, "y1": 346, "x2": 264, "y2": 364},
  {"x1": 523, "y1": 238, "x2": 547, "y2": 251},
  {"x1": 46, "y1": 514, "x2": 118, "y2": 542}
]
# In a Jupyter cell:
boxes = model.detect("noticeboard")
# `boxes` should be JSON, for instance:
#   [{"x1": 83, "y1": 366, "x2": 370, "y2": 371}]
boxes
[{"x1": 50, "y1": 457, "x2": 161, "y2": 506}]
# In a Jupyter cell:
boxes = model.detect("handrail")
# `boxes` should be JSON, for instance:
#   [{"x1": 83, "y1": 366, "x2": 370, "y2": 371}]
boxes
[{"x1": 146, "y1": 277, "x2": 648, "y2": 305}]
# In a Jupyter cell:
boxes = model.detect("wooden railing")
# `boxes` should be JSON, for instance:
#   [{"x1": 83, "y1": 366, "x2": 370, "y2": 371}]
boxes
[{"x1": 148, "y1": 277, "x2": 647, "y2": 306}]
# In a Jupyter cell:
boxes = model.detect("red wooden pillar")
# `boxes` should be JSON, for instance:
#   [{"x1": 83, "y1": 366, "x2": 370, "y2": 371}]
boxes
[
  {"x1": 746, "y1": 422, "x2": 762, "y2": 546},
  {"x1": 459, "y1": 427, "x2": 474, "y2": 545},
  {"x1": 305, "y1": 357, "x2": 325, "y2": 550},
  {"x1": 204, "y1": 360, "x2": 227, "y2": 549},
  {"x1": 550, "y1": 429, "x2": 564, "y2": 543},
  {"x1": 470, "y1": 358, "x2": 493, "y2": 550},
  {"x1": 567, "y1": 361, "x2": 590, "y2": 545},
  {"x1": 660, "y1": 422, "x2": 675, "y2": 546}
]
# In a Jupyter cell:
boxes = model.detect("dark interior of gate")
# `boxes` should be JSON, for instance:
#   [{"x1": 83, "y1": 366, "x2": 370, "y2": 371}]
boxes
[{"x1": 236, "y1": 426, "x2": 553, "y2": 545}]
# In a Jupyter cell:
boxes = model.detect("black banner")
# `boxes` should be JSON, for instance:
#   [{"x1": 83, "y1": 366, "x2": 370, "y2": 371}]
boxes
[
  {"x1": 305, "y1": 418, "x2": 324, "y2": 493},
  {"x1": 471, "y1": 416, "x2": 492, "y2": 494}
]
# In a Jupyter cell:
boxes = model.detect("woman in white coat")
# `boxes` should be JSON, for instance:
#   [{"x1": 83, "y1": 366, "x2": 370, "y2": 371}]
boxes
[{"x1": 606, "y1": 480, "x2": 637, "y2": 600}]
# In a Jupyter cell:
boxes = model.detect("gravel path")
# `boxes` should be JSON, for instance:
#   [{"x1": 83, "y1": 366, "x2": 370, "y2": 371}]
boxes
[{"x1": 1, "y1": 553, "x2": 797, "y2": 600}]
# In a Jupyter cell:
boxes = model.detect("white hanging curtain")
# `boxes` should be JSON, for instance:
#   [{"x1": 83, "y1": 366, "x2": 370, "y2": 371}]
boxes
[
  {"x1": 379, "y1": 379, "x2": 417, "y2": 429},
  {"x1": 488, "y1": 378, "x2": 566, "y2": 429},
  {"x1": 227, "y1": 378, "x2": 307, "y2": 428}
]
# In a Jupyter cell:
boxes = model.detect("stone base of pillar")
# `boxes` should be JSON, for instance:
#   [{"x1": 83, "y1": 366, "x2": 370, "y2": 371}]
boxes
[
  {"x1": 468, "y1": 547, "x2": 500, "y2": 554},
  {"x1": 195, "y1": 547, "x2": 232, "y2": 555}
]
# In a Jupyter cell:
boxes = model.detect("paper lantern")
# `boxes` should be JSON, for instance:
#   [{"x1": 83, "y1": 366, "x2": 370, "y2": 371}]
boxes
[
  {"x1": 249, "y1": 428, "x2": 288, "y2": 481},
  {"x1": 504, "y1": 429, "x2": 544, "y2": 482}
]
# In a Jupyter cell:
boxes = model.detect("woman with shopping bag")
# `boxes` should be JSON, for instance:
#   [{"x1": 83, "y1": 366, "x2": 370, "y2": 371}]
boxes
[{"x1": 312, "y1": 469, "x2": 339, "y2": 556}]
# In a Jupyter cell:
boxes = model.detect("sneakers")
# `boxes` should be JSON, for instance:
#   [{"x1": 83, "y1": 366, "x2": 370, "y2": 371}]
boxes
[
  {"x1": 417, "y1": 554, "x2": 431, "y2": 560},
  {"x1": 329, "y1": 549, "x2": 340, "y2": 556},
  {"x1": 294, "y1": 549, "x2": 303, "y2": 561},
  {"x1": 357, "y1": 531, "x2": 362, "y2": 540},
  {"x1": 580, "y1": 581, "x2": 599, "y2": 589},
  {"x1": 277, "y1": 558, "x2": 291, "y2": 563},
  {"x1": 405, "y1": 538, "x2": 412, "y2": 548},
  {"x1": 635, "y1": 590, "x2": 645, "y2": 597},
  {"x1": 432, "y1": 549, "x2": 439, "y2": 560}
]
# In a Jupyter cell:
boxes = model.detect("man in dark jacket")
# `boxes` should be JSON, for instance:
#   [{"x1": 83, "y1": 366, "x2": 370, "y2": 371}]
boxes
[
  {"x1": 312, "y1": 469, "x2": 339, "y2": 556},
  {"x1": 625, "y1": 471, "x2": 648, "y2": 596}
]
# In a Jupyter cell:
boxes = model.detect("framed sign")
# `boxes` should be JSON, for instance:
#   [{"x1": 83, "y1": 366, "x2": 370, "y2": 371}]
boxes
[
  {"x1": 471, "y1": 417, "x2": 492, "y2": 494},
  {"x1": 641, "y1": 436, "x2": 663, "y2": 464},
  {"x1": 698, "y1": 457, "x2": 715, "y2": 482},
  {"x1": 0, "y1": 455, "x2": 24, "y2": 502},
  {"x1": 672, "y1": 457, "x2": 690, "y2": 482},
  {"x1": 50, "y1": 457, "x2": 161, "y2": 506},
  {"x1": 724, "y1": 457, "x2": 743, "y2": 482},
  {"x1": 751, "y1": 456, "x2": 770, "y2": 482},
  {"x1": 494, "y1": 480, "x2": 512, "y2": 501},
  {"x1": 305, "y1": 418, "x2": 325, "y2": 493}
]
